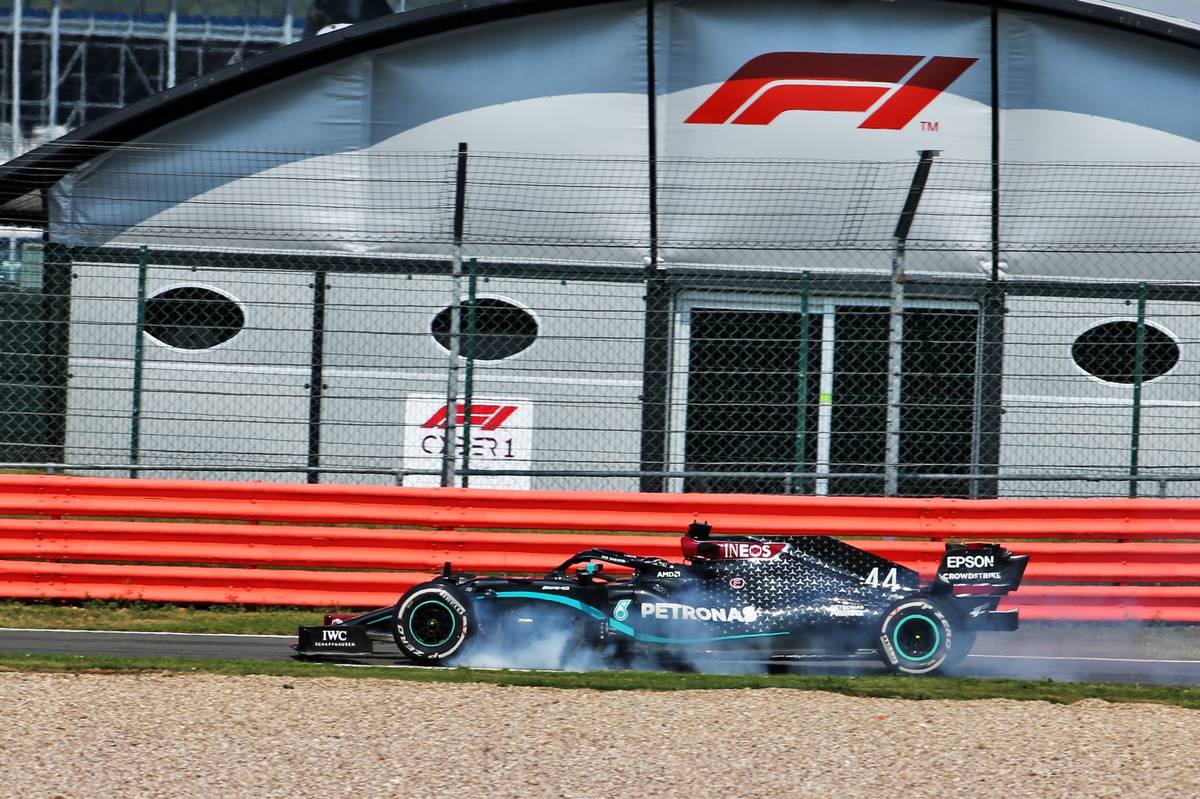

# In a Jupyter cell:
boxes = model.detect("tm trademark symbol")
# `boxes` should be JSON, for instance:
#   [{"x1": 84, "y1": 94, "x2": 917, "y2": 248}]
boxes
[{"x1": 920, "y1": 120, "x2": 940, "y2": 132}]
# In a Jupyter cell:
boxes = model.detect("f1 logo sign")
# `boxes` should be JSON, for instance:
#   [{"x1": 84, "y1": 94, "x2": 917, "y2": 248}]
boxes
[
  {"x1": 685, "y1": 52, "x2": 976, "y2": 130},
  {"x1": 421, "y1": 404, "x2": 519, "y2": 431}
]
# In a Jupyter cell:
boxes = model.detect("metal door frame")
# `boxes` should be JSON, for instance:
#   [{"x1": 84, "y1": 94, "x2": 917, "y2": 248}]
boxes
[{"x1": 668, "y1": 290, "x2": 975, "y2": 495}]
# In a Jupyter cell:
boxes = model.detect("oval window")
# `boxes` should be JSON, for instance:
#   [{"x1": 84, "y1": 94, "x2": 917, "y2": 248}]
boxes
[
  {"x1": 1071, "y1": 321, "x2": 1179, "y2": 384},
  {"x1": 144, "y1": 286, "x2": 245, "y2": 350},
  {"x1": 431, "y1": 298, "x2": 538, "y2": 361}
]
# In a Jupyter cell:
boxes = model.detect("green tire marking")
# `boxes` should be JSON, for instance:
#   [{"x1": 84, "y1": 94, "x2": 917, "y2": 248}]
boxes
[
  {"x1": 408, "y1": 599, "x2": 457, "y2": 648},
  {"x1": 892, "y1": 613, "x2": 941, "y2": 663}
]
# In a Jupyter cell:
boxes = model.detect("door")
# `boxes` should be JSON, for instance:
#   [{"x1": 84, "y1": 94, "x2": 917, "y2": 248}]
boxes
[
  {"x1": 676, "y1": 296, "x2": 978, "y2": 497},
  {"x1": 682, "y1": 308, "x2": 823, "y2": 494}
]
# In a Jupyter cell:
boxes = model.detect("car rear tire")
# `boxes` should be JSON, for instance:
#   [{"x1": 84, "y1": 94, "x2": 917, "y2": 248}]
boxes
[
  {"x1": 940, "y1": 629, "x2": 977, "y2": 672},
  {"x1": 876, "y1": 597, "x2": 962, "y2": 675},
  {"x1": 392, "y1": 583, "x2": 473, "y2": 665}
]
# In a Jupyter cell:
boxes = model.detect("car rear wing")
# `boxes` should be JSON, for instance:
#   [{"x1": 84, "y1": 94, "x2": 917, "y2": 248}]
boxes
[{"x1": 931, "y1": 543, "x2": 1028, "y2": 595}]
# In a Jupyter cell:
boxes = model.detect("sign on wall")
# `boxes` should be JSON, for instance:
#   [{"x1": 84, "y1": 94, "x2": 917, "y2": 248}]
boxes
[
  {"x1": 403, "y1": 394, "x2": 534, "y2": 489},
  {"x1": 658, "y1": 1, "x2": 992, "y2": 161}
]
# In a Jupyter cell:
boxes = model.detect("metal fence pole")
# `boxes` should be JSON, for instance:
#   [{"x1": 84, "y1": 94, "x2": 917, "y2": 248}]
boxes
[
  {"x1": 11, "y1": 0, "x2": 21, "y2": 157},
  {"x1": 441, "y1": 142, "x2": 468, "y2": 488},
  {"x1": 130, "y1": 245, "x2": 148, "y2": 478},
  {"x1": 461, "y1": 258, "x2": 478, "y2": 488},
  {"x1": 638, "y1": 0, "x2": 667, "y2": 494},
  {"x1": 1129, "y1": 281, "x2": 1147, "y2": 498},
  {"x1": 977, "y1": 283, "x2": 1006, "y2": 498},
  {"x1": 283, "y1": 0, "x2": 294, "y2": 44},
  {"x1": 43, "y1": 243, "x2": 71, "y2": 466},
  {"x1": 48, "y1": 0, "x2": 60, "y2": 128},
  {"x1": 885, "y1": 253, "x2": 906, "y2": 497},
  {"x1": 969, "y1": 299, "x2": 987, "y2": 499},
  {"x1": 791, "y1": 270, "x2": 810, "y2": 494},
  {"x1": 306, "y1": 270, "x2": 326, "y2": 485},
  {"x1": 166, "y1": 0, "x2": 178, "y2": 89},
  {"x1": 885, "y1": 150, "x2": 938, "y2": 496}
]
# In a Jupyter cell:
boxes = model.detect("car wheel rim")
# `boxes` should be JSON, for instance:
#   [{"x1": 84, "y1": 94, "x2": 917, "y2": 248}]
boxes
[
  {"x1": 408, "y1": 599, "x2": 457, "y2": 648},
  {"x1": 892, "y1": 614, "x2": 941, "y2": 662}
]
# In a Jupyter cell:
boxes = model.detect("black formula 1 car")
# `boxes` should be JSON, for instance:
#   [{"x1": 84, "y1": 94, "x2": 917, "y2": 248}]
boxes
[{"x1": 295, "y1": 523, "x2": 1028, "y2": 675}]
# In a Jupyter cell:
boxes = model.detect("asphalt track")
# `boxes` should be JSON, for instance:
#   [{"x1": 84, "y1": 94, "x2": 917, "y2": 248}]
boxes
[{"x1": 3, "y1": 624, "x2": 1200, "y2": 685}]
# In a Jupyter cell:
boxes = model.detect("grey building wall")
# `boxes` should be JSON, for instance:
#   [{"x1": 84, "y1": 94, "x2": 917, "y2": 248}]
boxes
[
  {"x1": 65, "y1": 261, "x2": 646, "y2": 488},
  {"x1": 1000, "y1": 295, "x2": 1200, "y2": 496},
  {"x1": 66, "y1": 260, "x2": 315, "y2": 479}
]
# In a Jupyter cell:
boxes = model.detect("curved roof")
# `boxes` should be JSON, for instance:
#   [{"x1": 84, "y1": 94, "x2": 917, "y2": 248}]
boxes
[
  {"x1": 1103, "y1": 0, "x2": 1200, "y2": 27},
  {"x1": 2, "y1": 0, "x2": 1199, "y2": 219}
]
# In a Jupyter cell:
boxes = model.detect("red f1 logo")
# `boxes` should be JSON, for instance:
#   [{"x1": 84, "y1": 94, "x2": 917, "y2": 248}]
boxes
[
  {"x1": 421, "y1": 404, "x2": 519, "y2": 431},
  {"x1": 685, "y1": 52, "x2": 976, "y2": 130}
]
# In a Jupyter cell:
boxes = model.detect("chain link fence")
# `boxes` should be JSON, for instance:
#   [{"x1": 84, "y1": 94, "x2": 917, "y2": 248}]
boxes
[{"x1": 4, "y1": 146, "x2": 1200, "y2": 497}]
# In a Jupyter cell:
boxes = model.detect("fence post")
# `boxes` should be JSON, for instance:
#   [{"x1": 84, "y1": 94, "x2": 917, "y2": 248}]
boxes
[
  {"x1": 166, "y1": 0, "x2": 177, "y2": 89},
  {"x1": 48, "y1": 0, "x2": 60, "y2": 128},
  {"x1": 969, "y1": 298, "x2": 987, "y2": 499},
  {"x1": 130, "y1": 245, "x2": 148, "y2": 478},
  {"x1": 441, "y1": 142, "x2": 468, "y2": 488},
  {"x1": 1129, "y1": 281, "x2": 1147, "y2": 498},
  {"x1": 791, "y1": 271, "x2": 811, "y2": 494},
  {"x1": 461, "y1": 258, "x2": 478, "y2": 488},
  {"x1": 283, "y1": 0, "x2": 294, "y2": 43},
  {"x1": 885, "y1": 257, "x2": 905, "y2": 497},
  {"x1": 885, "y1": 150, "x2": 938, "y2": 496},
  {"x1": 41, "y1": 243, "x2": 71, "y2": 466},
  {"x1": 306, "y1": 269, "x2": 327, "y2": 485},
  {"x1": 638, "y1": 0, "x2": 667, "y2": 493},
  {"x1": 10, "y1": 0, "x2": 21, "y2": 157}
]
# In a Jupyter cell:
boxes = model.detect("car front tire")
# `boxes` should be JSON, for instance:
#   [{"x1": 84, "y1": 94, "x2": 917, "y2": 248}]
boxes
[{"x1": 392, "y1": 583, "x2": 473, "y2": 665}]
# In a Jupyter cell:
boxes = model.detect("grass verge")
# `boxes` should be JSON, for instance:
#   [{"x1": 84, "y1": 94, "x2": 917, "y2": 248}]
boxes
[
  {"x1": 4, "y1": 602, "x2": 1200, "y2": 661},
  {"x1": 1, "y1": 652, "x2": 1199, "y2": 709},
  {"x1": 0, "y1": 601, "x2": 331, "y2": 635}
]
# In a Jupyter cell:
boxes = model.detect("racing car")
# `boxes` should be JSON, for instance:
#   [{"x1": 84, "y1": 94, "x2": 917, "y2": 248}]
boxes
[{"x1": 295, "y1": 522, "x2": 1028, "y2": 675}]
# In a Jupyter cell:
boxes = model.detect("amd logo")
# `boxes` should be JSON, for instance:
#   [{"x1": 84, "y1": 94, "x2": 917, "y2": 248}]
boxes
[{"x1": 686, "y1": 52, "x2": 976, "y2": 130}]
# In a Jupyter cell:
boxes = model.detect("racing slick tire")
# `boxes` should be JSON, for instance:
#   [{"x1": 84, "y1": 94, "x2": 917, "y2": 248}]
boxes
[
  {"x1": 939, "y1": 629, "x2": 977, "y2": 672},
  {"x1": 876, "y1": 597, "x2": 964, "y2": 676},
  {"x1": 392, "y1": 583, "x2": 474, "y2": 665}
]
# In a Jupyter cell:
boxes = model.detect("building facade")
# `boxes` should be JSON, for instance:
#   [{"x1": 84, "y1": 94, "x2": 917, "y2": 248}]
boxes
[{"x1": 2, "y1": 0, "x2": 1200, "y2": 496}]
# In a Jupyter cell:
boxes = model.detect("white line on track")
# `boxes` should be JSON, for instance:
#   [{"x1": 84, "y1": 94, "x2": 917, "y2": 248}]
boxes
[
  {"x1": 0, "y1": 627, "x2": 294, "y2": 639},
  {"x1": 333, "y1": 662, "x2": 563, "y2": 673},
  {"x1": 969, "y1": 653, "x2": 1200, "y2": 665},
  {"x1": 349, "y1": 657, "x2": 1200, "y2": 671},
  {"x1": 4, "y1": 629, "x2": 1199, "y2": 668},
  {"x1": 334, "y1": 662, "x2": 427, "y2": 670}
]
